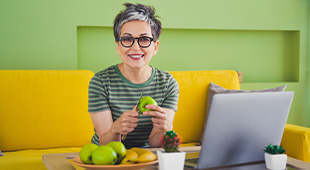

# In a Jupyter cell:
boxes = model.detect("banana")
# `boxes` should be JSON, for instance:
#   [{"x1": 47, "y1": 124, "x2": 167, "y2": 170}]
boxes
[
  {"x1": 128, "y1": 147, "x2": 157, "y2": 163},
  {"x1": 120, "y1": 150, "x2": 138, "y2": 165},
  {"x1": 129, "y1": 147, "x2": 148, "y2": 155}
]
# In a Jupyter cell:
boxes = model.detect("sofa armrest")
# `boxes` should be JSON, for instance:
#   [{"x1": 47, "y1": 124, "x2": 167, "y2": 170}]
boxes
[{"x1": 281, "y1": 124, "x2": 310, "y2": 163}]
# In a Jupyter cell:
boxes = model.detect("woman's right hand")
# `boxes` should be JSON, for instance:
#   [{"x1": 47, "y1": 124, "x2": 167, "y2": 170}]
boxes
[{"x1": 111, "y1": 106, "x2": 139, "y2": 135}]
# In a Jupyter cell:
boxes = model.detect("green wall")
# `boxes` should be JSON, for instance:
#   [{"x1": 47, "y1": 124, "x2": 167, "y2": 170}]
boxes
[{"x1": 1, "y1": 0, "x2": 309, "y2": 127}]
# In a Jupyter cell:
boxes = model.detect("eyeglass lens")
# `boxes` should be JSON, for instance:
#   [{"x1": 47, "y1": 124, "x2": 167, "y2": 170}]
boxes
[{"x1": 120, "y1": 37, "x2": 152, "y2": 48}]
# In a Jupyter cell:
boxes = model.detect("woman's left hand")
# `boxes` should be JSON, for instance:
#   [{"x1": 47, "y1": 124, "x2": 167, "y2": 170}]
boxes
[{"x1": 142, "y1": 105, "x2": 174, "y2": 132}]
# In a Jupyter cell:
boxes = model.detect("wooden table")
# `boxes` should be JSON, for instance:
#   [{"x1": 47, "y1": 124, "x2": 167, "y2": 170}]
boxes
[{"x1": 42, "y1": 146, "x2": 310, "y2": 170}]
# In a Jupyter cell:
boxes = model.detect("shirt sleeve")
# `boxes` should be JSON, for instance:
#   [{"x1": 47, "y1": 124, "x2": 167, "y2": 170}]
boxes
[
  {"x1": 88, "y1": 74, "x2": 110, "y2": 113},
  {"x1": 162, "y1": 75, "x2": 179, "y2": 111}
]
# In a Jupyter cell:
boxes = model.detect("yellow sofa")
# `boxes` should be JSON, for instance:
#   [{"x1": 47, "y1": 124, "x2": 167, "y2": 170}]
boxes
[{"x1": 0, "y1": 70, "x2": 309, "y2": 170}]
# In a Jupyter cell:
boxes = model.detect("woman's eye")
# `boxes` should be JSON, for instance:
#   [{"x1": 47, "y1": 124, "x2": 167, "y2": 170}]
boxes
[
  {"x1": 140, "y1": 38, "x2": 149, "y2": 42},
  {"x1": 123, "y1": 38, "x2": 132, "y2": 42}
]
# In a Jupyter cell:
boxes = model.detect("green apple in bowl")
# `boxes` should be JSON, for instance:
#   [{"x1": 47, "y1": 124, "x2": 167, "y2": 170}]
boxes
[
  {"x1": 79, "y1": 143, "x2": 99, "y2": 164},
  {"x1": 138, "y1": 96, "x2": 158, "y2": 113},
  {"x1": 92, "y1": 145, "x2": 117, "y2": 165},
  {"x1": 106, "y1": 141, "x2": 126, "y2": 164}
]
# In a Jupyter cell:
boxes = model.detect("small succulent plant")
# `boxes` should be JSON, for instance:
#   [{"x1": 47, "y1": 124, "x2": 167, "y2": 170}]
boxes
[
  {"x1": 264, "y1": 144, "x2": 286, "y2": 154},
  {"x1": 161, "y1": 130, "x2": 180, "y2": 152}
]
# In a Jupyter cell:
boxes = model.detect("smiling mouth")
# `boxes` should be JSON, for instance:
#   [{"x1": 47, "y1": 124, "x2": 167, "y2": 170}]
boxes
[{"x1": 128, "y1": 54, "x2": 144, "y2": 59}]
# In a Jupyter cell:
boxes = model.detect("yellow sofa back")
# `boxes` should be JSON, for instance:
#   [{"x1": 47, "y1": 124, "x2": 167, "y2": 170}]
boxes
[
  {"x1": 0, "y1": 70, "x2": 239, "y2": 151},
  {"x1": 169, "y1": 70, "x2": 240, "y2": 143},
  {"x1": 0, "y1": 70, "x2": 94, "y2": 151}
]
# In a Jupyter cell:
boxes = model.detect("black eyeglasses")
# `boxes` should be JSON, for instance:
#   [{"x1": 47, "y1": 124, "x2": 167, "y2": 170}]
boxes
[{"x1": 118, "y1": 36, "x2": 154, "y2": 48}]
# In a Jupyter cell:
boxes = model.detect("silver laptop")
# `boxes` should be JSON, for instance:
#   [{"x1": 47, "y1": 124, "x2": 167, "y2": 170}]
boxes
[{"x1": 185, "y1": 92, "x2": 294, "y2": 169}]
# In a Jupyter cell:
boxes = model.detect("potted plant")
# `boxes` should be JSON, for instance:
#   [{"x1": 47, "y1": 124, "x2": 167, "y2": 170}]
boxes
[
  {"x1": 264, "y1": 144, "x2": 287, "y2": 170},
  {"x1": 157, "y1": 130, "x2": 185, "y2": 170}
]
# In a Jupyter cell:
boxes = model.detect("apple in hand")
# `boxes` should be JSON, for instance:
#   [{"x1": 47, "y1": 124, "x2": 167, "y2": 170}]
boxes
[
  {"x1": 106, "y1": 141, "x2": 126, "y2": 164},
  {"x1": 92, "y1": 145, "x2": 117, "y2": 165},
  {"x1": 138, "y1": 96, "x2": 158, "y2": 113},
  {"x1": 79, "y1": 143, "x2": 99, "y2": 164}
]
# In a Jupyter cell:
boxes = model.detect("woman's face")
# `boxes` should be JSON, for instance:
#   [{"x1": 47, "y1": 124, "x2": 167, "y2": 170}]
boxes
[{"x1": 116, "y1": 20, "x2": 159, "y2": 69}]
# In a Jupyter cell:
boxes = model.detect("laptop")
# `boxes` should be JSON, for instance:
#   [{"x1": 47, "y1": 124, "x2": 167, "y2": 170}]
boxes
[{"x1": 185, "y1": 92, "x2": 294, "y2": 169}]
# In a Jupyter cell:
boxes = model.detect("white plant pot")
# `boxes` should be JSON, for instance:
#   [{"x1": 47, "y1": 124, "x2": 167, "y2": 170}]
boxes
[
  {"x1": 264, "y1": 152, "x2": 287, "y2": 170},
  {"x1": 157, "y1": 149, "x2": 186, "y2": 170}
]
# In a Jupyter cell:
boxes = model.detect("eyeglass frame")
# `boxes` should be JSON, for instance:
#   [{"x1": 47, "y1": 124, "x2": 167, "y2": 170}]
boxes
[{"x1": 117, "y1": 36, "x2": 155, "y2": 48}]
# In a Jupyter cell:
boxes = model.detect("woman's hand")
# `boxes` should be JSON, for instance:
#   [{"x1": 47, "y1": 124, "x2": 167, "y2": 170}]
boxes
[
  {"x1": 145, "y1": 105, "x2": 176, "y2": 147},
  {"x1": 142, "y1": 105, "x2": 173, "y2": 132},
  {"x1": 111, "y1": 107, "x2": 139, "y2": 135}
]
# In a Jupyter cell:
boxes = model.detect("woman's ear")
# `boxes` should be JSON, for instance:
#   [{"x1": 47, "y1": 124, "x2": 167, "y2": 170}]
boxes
[
  {"x1": 153, "y1": 40, "x2": 159, "y2": 56},
  {"x1": 115, "y1": 41, "x2": 120, "y2": 55}
]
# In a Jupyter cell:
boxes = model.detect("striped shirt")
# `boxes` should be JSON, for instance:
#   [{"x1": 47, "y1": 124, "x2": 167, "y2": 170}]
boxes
[{"x1": 88, "y1": 65, "x2": 179, "y2": 148}]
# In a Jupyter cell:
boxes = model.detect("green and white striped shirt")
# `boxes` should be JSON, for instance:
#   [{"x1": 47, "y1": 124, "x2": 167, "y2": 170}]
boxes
[{"x1": 88, "y1": 65, "x2": 179, "y2": 148}]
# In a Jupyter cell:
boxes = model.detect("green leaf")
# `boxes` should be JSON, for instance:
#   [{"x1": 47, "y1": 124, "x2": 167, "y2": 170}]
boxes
[{"x1": 264, "y1": 144, "x2": 286, "y2": 154}]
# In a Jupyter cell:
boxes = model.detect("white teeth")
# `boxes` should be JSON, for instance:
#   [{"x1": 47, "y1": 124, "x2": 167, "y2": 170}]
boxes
[{"x1": 129, "y1": 55, "x2": 143, "y2": 58}]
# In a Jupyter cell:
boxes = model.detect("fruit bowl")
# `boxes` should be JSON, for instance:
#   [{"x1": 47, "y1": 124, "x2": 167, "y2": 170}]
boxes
[{"x1": 72, "y1": 156, "x2": 158, "y2": 170}]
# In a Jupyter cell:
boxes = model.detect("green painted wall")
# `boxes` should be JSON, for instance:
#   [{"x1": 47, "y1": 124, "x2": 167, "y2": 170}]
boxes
[
  {"x1": 1, "y1": 0, "x2": 309, "y2": 127},
  {"x1": 308, "y1": 1, "x2": 310, "y2": 128}
]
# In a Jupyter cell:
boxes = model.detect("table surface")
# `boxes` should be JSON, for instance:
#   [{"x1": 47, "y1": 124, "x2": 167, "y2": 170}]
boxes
[{"x1": 42, "y1": 146, "x2": 310, "y2": 170}]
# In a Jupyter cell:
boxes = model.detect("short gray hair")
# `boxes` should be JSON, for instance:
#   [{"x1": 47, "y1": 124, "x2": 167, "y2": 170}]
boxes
[{"x1": 113, "y1": 3, "x2": 162, "y2": 41}]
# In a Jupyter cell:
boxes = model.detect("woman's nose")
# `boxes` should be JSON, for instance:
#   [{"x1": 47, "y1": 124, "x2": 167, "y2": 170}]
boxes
[{"x1": 131, "y1": 39, "x2": 140, "y2": 50}]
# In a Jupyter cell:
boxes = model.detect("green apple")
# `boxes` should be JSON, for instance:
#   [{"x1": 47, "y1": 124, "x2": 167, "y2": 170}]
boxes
[
  {"x1": 92, "y1": 145, "x2": 117, "y2": 165},
  {"x1": 138, "y1": 96, "x2": 158, "y2": 113},
  {"x1": 79, "y1": 143, "x2": 99, "y2": 164},
  {"x1": 106, "y1": 141, "x2": 126, "y2": 164}
]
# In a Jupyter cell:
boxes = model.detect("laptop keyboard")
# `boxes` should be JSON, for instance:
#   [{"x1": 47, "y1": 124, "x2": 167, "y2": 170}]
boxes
[
  {"x1": 186, "y1": 158, "x2": 199, "y2": 164},
  {"x1": 184, "y1": 157, "x2": 199, "y2": 168}
]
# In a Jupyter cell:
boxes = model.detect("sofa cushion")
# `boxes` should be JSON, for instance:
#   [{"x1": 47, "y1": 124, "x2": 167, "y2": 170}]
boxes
[
  {"x1": 169, "y1": 70, "x2": 240, "y2": 143},
  {"x1": 0, "y1": 70, "x2": 95, "y2": 151},
  {"x1": 207, "y1": 82, "x2": 287, "y2": 114}
]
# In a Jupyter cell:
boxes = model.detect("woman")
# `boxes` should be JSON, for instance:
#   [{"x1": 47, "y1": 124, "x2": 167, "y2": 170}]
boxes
[{"x1": 88, "y1": 3, "x2": 179, "y2": 148}]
